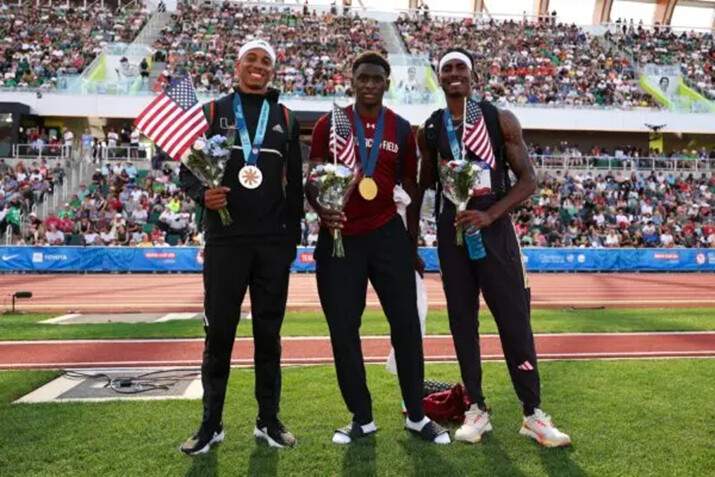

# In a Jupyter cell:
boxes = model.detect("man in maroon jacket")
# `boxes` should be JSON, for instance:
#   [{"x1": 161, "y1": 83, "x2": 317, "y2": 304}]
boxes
[{"x1": 308, "y1": 52, "x2": 449, "y2": 445}]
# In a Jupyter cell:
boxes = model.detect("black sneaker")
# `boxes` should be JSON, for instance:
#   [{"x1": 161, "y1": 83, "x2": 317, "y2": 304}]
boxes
[
  {"x1": 180, "y1": 425, "x2": 225, "y2": 455},
  {"x1": 253, "y1": 418, "x2": 296, "y2": 448}
]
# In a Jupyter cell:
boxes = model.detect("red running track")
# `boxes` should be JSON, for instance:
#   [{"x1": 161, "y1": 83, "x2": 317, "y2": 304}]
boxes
[
  {"x1": 0, "y1": 273, "x2": 713, "y2": 313},
  {"x1": 1, "y1": 332, "x2": 713, "y2": 369}
]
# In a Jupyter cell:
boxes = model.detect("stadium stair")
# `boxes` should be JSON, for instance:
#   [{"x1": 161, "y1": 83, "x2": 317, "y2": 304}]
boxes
[{"x1": 379, "y1": 21, "x2": 408, "y2": 56}]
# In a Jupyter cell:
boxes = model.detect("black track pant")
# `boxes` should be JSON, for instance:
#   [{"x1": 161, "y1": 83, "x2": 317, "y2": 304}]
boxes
[
  {"x1": 200, "y1": 241, "x2": 295, "y2": 432},
  {"x1": 315, "y1": 216, "x2": 425, "y2": 425},
  {"x1": 437, "y1": 212, "x2": 540, "y2": 414}
]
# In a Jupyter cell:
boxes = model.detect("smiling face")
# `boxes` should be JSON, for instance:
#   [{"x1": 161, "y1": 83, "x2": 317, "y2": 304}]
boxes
[
  {"x1": 439, "y1": 59, "x2": 472, "y2": 98},
  {"x1": 237, "y1": 48, "x2": 273, "y2": 93}
]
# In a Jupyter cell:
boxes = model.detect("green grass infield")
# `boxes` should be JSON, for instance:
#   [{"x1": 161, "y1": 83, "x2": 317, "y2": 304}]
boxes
[
  {"x1": 0, "y1": 359, "x2": 711, "y2": 476},
  {"x1": 0, "y1": 308, "x2": 714, "y2": 341}
]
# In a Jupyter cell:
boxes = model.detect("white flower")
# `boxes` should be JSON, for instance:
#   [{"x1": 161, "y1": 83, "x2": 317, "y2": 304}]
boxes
[
  {"x1": 323, "y1": 163, "x2": 337, "y2": 173},
  {"x1": 193, "y1": 139, "x2": 206, "y2": 151},
  {"x1": 335, "y1": 165, "x2": 353, "y2": 179}
]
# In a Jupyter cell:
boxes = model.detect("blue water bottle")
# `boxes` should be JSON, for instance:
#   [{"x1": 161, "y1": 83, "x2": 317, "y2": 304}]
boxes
[{"x1": 465, "y1": 227, "x2": 487, "y2": 261}]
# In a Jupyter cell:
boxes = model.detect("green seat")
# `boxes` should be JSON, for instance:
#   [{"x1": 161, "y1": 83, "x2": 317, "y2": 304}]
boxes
[
  {"x1": 148, "y1": 211, "x2": 161, "y2": 223},
  {"x1": 142, "y1": 223, "x2": 154, "y2": 234},
  {"x1": 166, "y1": 234, "x2": 180, "y2": 246},
  {"x1": 68, "y1": 234, "x2": 83, "y2": 246}
]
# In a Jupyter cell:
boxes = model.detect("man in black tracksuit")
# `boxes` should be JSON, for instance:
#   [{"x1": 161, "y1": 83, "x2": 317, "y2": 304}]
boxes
[
  {"x1": 412, "y1": 48, "x2": 571, "y2": 447},
  {"x1": 179, "y1": 40, "x2": 303, "y2": 454}
]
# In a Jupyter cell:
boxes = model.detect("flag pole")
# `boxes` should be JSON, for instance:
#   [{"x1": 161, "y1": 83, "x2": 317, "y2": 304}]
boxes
[
  {"x1": 461, "y1": 97, "x2": 467, "y2": 161},
  {"x1": 332, "y1": 103, "x2": 337, "y2": 166}
]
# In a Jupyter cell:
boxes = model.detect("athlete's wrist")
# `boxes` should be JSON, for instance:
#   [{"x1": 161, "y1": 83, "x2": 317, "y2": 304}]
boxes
[{"x1": 484, "y1": 207, "x2": 499, "y2": 223}]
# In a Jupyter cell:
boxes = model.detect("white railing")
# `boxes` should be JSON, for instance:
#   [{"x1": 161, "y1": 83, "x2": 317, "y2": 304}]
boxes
[
  {"x1": 12, "y1": 144, "x2": 71, "y2": 161},
  {"x1": 99, "y1": 145, "x2": 152, "y2": 161},
  {"x1": 531, "y1": 155, "x2": 714, "y2": 173}
]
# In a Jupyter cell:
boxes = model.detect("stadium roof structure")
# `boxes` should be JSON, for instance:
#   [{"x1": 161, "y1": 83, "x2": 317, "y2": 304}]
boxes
[{"x1": 353, "y1": 0, "x2": 715, "y2": 29}]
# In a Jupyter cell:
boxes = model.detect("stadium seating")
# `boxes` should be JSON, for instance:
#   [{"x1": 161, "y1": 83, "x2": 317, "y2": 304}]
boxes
[
  {"x1": 4, "y1": 151, "x2": 712, "y2": 250},
  {"x1": 152, "y1": 3, "x2": 386, "y2": 96},
  {"x1": 0, "y1": 4, "x2": 149, "y2": 89},
  {"x1": 606, "y1": 24, "x2": 715, "y2": 100},
  {"x1": 395, "y1": 16, "x2": 658, "y2": 108},
  {"x1": 3, "y1": 160, "x2": 200, "y2": 247}
]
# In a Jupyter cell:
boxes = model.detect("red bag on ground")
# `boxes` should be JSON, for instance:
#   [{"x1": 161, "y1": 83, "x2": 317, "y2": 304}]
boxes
[{"x1": 423, "y1": 384, "x2": 471, "y2": 423}]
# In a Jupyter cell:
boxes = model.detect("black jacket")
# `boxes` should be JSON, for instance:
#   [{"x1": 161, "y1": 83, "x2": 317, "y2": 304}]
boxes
[{"x1": 180, "y1": 89, "x2": 304, "y2": 245}]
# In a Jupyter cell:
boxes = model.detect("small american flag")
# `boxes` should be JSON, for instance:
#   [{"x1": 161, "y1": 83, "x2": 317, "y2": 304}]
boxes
[
  {"x1": 133, "y1": 76, "x2": 209, "y2": 161},
  {"x1": 329, "y1": 104, "x2": 357, "y2": 170},
  {"x1": 463, "y1": 99, "x2": 496, "y2": 169}
]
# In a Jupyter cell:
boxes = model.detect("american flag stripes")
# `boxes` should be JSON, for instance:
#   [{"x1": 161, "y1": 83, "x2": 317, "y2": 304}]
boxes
[
  {"x1": 463, "y1": 99, "x2": 496, "y2": 170},
  {"x1": 329, "y1": 104, "x2": 357, "y2": 170},
  {"x1": 133, "y1": 76, "x2": 209, "y2": 161}
]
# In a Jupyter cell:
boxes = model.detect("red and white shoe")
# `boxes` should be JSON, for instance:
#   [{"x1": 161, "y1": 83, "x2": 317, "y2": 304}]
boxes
[
  {"x1": 455, "y1": 404, "x2": 492, "y2": 443},
  {"x1": 519, "y1": 409, "x2": 571, "y2": 448}
]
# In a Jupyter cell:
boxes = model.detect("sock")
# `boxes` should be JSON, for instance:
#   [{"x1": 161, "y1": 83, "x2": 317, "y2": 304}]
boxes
[
  {"x1": 405, "y1": 416, "x2": 430, "y2": 432},
  {"x1": 361, "y1": 422, "x2": 377, "y2": 434},
  {"x1": 332, "y1": 421, "x2": 377, "y2": 445}
]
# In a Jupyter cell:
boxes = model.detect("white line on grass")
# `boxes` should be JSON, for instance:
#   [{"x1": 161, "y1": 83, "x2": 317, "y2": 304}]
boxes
[
  {"x1": 2, "y1": 331, "x2": 714, "y2": 346},
  {"x1": 38, "y1": 314, "x2": 81, "y2": 324}
]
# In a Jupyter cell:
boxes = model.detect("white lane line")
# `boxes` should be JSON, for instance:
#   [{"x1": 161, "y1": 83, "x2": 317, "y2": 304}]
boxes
[
  {"x1": 38, "y1": 314, "x2": 81, "y2": 324},
  {"x1": 2, "y1": 331, "x2": 714, "y2": 345},
  {"x1": 154, "y1": 313, "x2": 199, "y2": 323}
]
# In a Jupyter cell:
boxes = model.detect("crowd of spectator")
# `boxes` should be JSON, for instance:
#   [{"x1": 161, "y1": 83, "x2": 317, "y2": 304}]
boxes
[
  {"x1": 152, "y1": 2, "x2": 385, "y2": 96},
  {"x1": 297, "y1": 168, "x2": 715, "y2": 249},
  {"x1": 6, "y1": 157, "x2": 714, "y2": 249},
  {"x1": 396, "y1": 16, "x2": 658, "y2": 109},
  {"x1": 0, "y1": 158, "x2": 64, "y2": 237},
  {"x1": 510, "y1": 170, "x2": 714, "y2": 248},
  {"x1": 606, "y1": 23, "x2": 715, "y2": 100},
  {"x1": 2, "y1": 1, "x2": 709, "y2": 106},
  {"x1": 13, "y1": 161, "x2": 200, "y2": 247},
  {"x1": 0, "y1": 3, "x2": 148, "y2": 90}
]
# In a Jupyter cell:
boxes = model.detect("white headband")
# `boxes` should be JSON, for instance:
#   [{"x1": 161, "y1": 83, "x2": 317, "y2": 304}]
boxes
[
  {"x1": 238, "y1": 40, "x2": 276, "y2": 65},
  {"x1": 438, "y1": 52, "x2": 473, "y2": 72}
]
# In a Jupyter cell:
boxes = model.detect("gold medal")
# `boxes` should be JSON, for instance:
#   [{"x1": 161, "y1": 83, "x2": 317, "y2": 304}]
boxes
[{"x1": 358, "y1": 177, "x2": 378, "y2": 201}]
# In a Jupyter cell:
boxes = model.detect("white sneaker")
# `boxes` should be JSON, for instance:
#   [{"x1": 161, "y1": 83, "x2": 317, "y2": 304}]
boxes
[
  {"x1": 519, "y1": 409, "x2": 572, "y2": 448},
  {"x1": 455, "y1": 404, "x2": 492, "y2": 443}
]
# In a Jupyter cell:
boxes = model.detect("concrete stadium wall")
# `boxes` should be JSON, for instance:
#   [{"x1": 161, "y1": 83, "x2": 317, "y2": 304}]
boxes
[{"x1": 4, "y1": 91, "x2": 715, "y2": 134}]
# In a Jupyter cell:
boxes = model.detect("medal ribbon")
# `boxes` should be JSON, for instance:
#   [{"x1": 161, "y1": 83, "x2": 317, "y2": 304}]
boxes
[
  {"x1": 353, "y1": 106, "x2": 386, "y2": 178},
  {"x1": 443, "y1": 107, "x2": 463, "y2": 161},
  {"x1": 233, "y1": 93, "x2": 270, "y2": 166}
]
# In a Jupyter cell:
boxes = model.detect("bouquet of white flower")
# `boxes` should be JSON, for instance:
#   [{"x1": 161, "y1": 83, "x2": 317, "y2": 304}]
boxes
[
  {"x1": 181, "y1": 135, "x2": 233, "y2": 226},
  {"x1": 439, "y1": 158, "x2": 482, "y2": 246},
  {"x1": 307, "y1": 161, "x2": 357, "y2": 257}
]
